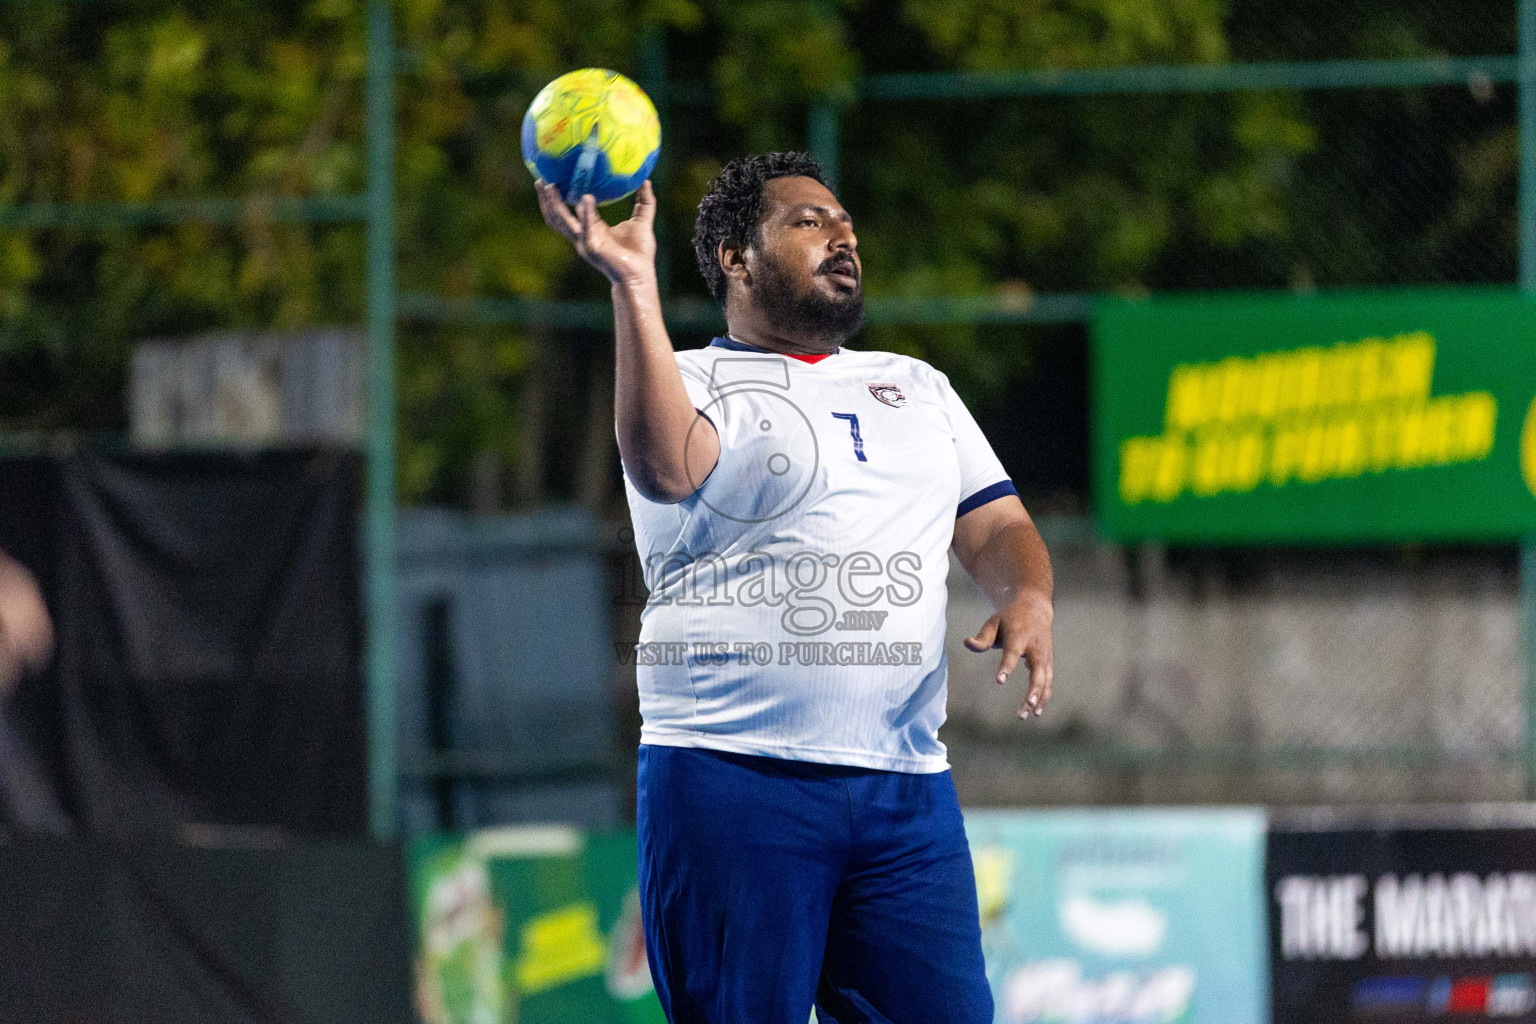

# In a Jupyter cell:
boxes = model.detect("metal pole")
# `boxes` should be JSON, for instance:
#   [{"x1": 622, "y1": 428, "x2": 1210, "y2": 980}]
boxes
[
  {"x1": 1521, "y1": 0, "x2": 1536, "y2": 797},
  {"x1": 858, "y1": 56, "x2": 1520, "y2": 101},
  {"x1": 1525, "y1": 545, "x2": 1536, "y2": 798},
  {"x1": 639, "y1": 26, "x2": 669, "y2": 298},
  {"x1": 364, "y1": 0, "x2": 399, "y2": 839},
  {"x1": 808, "y1": 101, "x2": 840, "y2": 194},
  {"x1": 0, "y1": 196, "x2": 370, "y2": 230}
]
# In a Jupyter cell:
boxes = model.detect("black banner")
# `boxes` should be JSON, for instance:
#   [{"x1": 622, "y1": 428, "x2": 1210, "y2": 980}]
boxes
[
  {"x1": 0, "y1": 450, "x2": 364, "y2": 836},
  {"x1": 1269, "y1": 810, "x2": 1536, "y2": 1023}
]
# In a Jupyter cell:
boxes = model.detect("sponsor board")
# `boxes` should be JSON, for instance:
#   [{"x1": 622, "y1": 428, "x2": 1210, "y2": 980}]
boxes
[
  {"x1": 409, "y1": 828, "x2": 665, "y2": 1024},
  {"x1": 1093, "y1": 289, "x2": 1536, "y2": 543},
  {"x1": 966, "y1": 808, "x2": 1268, "y2": 1024},
  {"x1": 1269, "y1": 812, "x2": 1536, "y2": 1022}
]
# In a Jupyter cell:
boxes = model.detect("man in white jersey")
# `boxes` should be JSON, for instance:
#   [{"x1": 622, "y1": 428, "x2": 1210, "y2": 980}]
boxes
[{"x1": 538, "y1": 152, "x2": 1054, "y2": 1024}]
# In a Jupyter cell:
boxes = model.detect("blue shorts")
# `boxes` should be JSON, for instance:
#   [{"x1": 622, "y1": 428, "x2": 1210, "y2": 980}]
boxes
[{"x1": 636, "y1": 744, "x2": 993, "y2": 1024}]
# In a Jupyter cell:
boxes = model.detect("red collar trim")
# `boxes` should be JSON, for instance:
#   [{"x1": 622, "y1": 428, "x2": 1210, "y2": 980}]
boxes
[{"x1": 710, "y1": 336, "x2": 839, "y2": 364}]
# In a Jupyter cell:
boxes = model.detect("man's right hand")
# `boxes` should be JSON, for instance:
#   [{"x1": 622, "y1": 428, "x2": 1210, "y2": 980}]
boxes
[{"x1": 537, "y1": 180, "x2": 658, "y2": 287}]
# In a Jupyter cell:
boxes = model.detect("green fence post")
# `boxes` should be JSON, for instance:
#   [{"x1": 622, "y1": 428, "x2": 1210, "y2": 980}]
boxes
[
  {"x1": 1525, "y1": 545, "x2": 1536, "y2": 798},
  {"x1": 639, "y1": 26, "x2": 669, "y2": 298},
  {"x1": 1521, "y1": 0, "x2": 1536, "y2": 798},
  {"x1": 365, "y1": 0, "x2": 399, "y2": 839},
  {"x1": 808, "y1": 101, "x2": 839, "y2": 195}
]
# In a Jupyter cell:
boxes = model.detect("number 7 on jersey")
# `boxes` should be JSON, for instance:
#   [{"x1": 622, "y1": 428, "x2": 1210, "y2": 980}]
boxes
[{"x1": 832, "y1": 412, "x2": 867, "y2": 462}]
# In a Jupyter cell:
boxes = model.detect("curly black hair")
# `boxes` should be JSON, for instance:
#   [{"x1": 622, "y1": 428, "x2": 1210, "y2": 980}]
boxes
[{"x1": 692, "y1": 152, "x2": 828, "y2": 304}]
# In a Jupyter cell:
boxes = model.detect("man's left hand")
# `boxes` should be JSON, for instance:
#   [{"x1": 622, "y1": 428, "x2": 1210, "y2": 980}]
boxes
[{"x1": 964, "y1": 592, "x2": 1054, "y2": 718}]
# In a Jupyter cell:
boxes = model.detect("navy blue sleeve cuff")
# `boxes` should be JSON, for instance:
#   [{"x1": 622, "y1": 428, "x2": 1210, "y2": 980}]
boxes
[{"x1": 956, "y1": 480, "x2": 1017, "y2": 518}]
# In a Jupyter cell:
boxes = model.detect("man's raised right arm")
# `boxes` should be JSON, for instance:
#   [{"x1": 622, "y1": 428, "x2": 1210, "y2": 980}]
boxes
[{"x1": 537, "y1": 181, "x2": 720, "y2": 502}]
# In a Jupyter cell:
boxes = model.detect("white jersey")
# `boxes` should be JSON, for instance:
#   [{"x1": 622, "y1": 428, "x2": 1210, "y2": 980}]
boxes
[{"x1": 623, "y1": 337, "x2": 1015, "y2": 773}]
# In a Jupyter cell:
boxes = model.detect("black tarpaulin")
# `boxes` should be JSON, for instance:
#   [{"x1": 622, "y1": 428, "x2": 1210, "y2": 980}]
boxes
[{"x1": 0, "y1": 449, "x2": 364, "y2": 837}]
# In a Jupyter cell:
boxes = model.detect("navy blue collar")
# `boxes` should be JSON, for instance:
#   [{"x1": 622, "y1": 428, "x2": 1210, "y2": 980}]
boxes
[
  {"x1": 709, "y1": 336, "x2": 767, "y2": 352},
  {"x1": 709, "y1": 336, "x2": 841, "y2": 356}
]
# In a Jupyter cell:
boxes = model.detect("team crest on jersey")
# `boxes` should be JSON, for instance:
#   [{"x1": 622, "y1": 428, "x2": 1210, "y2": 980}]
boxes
[{"x1": 866, "y1": 383, "x2": 907, "y2": 408}]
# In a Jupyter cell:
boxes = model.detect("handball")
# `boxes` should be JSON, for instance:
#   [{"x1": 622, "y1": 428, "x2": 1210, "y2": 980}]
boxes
[{"x1": 521, "y1": 68, "x2": 661, "y2": 205}]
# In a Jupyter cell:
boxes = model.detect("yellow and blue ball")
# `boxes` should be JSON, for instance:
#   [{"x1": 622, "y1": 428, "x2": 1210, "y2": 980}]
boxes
[{"x1": 522, "y1": 68, "x2": 661, "y2": 205}]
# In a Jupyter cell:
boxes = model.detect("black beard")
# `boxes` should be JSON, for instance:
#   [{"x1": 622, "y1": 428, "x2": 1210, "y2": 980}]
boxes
[{"x1": 750, "y1": 251, "x2": 865, "y2": 348}]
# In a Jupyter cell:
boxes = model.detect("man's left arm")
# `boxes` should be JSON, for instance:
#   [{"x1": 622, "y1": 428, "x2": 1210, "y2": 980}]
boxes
[{"x1": 951, "y1": 496, "x2": 1055, "y2": 718}]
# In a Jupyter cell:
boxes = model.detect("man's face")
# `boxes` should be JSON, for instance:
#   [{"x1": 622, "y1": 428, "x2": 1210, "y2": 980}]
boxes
[{"x1": 745, "y1": 176, "x2": 863, "y2": 347}]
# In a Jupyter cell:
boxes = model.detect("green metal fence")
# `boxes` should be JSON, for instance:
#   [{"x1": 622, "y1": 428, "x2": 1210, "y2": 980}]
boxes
[{"x1": 8, "y1": 1, "x2": 1536, "y2": 829}]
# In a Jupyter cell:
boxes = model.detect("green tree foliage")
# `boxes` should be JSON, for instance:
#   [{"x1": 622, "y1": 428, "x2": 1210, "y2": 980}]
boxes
[
  {"x1": 0, "y1": 0, "x2": 1515, "y2": 505},
  {"x1": 0, "y1": 2, "x2": 369, "y2": 426},
  {"x1": 1221, "y1": 0, "x2": 1518, "y2": 291},
  {"x1": 838, "y1": 0, "x2": 1314, "y2": 402}
]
